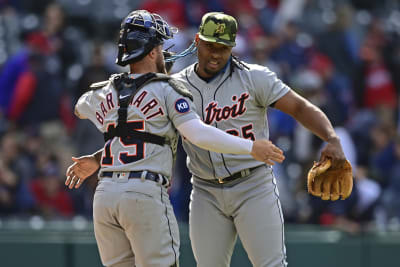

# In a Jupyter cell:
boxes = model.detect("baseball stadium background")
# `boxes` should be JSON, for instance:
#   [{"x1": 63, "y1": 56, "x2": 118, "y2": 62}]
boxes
[{"x1": 0, "y1": 0, "x2": 400, "y2": 266}]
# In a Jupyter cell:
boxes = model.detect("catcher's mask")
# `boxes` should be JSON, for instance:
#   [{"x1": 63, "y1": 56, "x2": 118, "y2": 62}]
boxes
[{"x1": 116, "y1": 10, "x2": 178, "y2": 66}]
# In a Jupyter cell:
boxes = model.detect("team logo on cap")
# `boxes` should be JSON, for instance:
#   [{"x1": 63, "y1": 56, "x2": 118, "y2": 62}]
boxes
[
  {"x1": 175, "y1": 98, "x2": 190, "y2": 113},
  {"x1": 215, "y1": 23, "x2": 225, "y2": 34}
]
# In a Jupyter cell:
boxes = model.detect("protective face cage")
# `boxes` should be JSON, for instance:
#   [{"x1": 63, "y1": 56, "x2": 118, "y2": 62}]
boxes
[
  {"x1": 126, "y1": 11, "x2": 177, "y2": 40},
  {"x1": 116, "y1": 10, "x2": 178, "y2": 66}
]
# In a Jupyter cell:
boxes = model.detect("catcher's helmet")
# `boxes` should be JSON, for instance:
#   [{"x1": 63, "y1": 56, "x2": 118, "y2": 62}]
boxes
[{"x1": 116, "y1": 10, "x2": 177, "y2": 66}]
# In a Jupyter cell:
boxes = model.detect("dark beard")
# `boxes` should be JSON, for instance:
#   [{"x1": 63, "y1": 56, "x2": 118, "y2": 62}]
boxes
[
  {"x1": 156, "y1": 53, "x2": 167, "y2": 74},
  {"x1": 204, "y1": 67, "x2": 218, "y2": 76},
  {"x1": 194, "y1": 63, "x2": 217, "y2": 79}
]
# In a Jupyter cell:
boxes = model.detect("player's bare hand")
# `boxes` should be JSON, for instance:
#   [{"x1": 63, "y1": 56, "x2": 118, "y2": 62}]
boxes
[
  {"x1": 250, "y1": 139, "x2": 285, "y2": 165},
  {"x1": 319, "y1": 136, "x2": 346, "y2": 168},
  {"x1": 65, "y1": 156, "x2": 100, "y2": 189}
]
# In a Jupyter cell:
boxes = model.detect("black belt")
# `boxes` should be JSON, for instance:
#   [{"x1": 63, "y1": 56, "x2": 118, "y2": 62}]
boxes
[
  {"x1": 100, "y1": 171, "x2": 169, "y2": 187},
  {"x1": 199, "y1": 166, "x2": 262, "y2": 185}
]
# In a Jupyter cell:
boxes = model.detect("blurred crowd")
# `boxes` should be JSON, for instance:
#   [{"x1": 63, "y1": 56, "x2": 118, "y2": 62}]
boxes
[{"x1": 0, "y1": 0, "x2": 400, "y2": 233}]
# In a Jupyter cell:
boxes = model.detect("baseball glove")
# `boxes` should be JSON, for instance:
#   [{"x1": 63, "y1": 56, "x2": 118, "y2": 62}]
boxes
[{"x1": 307, "y1": 159, "x2": 353, "y2": 201}]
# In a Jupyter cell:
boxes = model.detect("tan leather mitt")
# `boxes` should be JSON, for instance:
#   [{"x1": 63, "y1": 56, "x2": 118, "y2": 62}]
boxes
[{"x1": 307, "y1": 159, "x2": 353, "y2": 201}]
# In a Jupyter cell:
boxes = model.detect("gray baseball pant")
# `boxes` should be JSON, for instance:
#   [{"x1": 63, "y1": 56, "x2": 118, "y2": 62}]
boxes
[
  {"x1": 189, "y1": 165, "x2": 287, "y2": 267},
  {"x1": 93, "y1": 177, "x2": 179, "y2": 267}
]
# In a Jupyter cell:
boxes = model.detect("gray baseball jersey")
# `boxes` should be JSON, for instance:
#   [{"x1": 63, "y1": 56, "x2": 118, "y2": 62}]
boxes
[
  {"x1": 173, "y1": 62, "x2": 289, "y2": 179},
  {"x1": 173, "y1": 60, "x2": 289, "y2": 267},
  {"x1": 75, "y1": 73, "x2": 198, "y2": 267},
  {"x1": 76, "y1": 73, "x2": 198, "y2": 179}
]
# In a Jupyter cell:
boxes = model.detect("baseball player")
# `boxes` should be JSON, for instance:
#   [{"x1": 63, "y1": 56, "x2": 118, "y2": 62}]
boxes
[
  {"x1": 66, "y1": 10, "x2": 285, "y2": 267},
  {"x1": 170, "y1": 12, "x2": 346, "y2": 267}
]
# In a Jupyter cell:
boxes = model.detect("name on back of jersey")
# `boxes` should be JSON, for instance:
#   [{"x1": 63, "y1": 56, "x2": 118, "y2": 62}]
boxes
[{"x1": 95, "y1": 91, "x2": 165, "y2": 125}]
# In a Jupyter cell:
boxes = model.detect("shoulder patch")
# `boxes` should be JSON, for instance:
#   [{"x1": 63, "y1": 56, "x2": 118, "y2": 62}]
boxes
[
  {"x1": 168, "y1": 79, "x2": 193, "y2": 101},
  {"x1": 175, "y1": 98, "x2": 190, "y2": 113}
]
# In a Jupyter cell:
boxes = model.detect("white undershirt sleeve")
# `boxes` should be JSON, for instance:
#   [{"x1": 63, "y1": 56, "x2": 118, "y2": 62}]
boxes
[{"x1": 177, "y1": 119, "x2": 253, "y2": 154}]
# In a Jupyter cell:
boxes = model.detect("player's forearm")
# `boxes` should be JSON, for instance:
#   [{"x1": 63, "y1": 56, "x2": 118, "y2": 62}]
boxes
[
  {"x1": 292, "y1": 101, "x2": 338, "y2": 143},
  {"x1": 177, "y1": 119, "x2": 253, "y2": 154},
  {"x1": 275, "y1": 91, "x2": 338, "y2": 143}
]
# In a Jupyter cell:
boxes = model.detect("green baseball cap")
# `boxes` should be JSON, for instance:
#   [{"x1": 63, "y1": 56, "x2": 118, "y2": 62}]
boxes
[{"x1": 198, "y1": 12, "x2": 237, "y2": 47}]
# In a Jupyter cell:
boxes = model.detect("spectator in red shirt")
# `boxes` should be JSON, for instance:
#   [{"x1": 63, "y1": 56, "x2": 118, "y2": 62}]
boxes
[
  {"x1": 354, "y1": 19, "x2": 397, "y2": 110},
  {"x1": 30, "y1": 162, "x2": 74, "y2": 218}
]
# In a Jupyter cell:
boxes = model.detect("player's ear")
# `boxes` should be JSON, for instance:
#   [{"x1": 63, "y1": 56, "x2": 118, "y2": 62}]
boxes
[
  {"x1": 148, "y1": 48, "x2": 157, "y2": 60},
  {"x1": 148, "y1": 45, "x2": 162, "y2": 61}
]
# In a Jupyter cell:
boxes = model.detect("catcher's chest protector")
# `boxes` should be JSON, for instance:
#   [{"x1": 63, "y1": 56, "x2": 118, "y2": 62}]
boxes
[{"x1": 96, "y1": 72, "x2": 192, "y2": 145}]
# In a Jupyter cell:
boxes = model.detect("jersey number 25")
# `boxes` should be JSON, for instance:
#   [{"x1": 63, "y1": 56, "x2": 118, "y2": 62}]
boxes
[{"x1": 226, "y1": 124, "x2": 255, "y2": 141}]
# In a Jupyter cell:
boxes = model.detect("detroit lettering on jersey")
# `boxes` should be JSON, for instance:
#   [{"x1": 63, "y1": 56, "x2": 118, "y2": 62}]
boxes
[
  {"x1": 95, "y1": 91, "x2": 165, "y2": 125},
  {"x1": 204, "y1": 92, "x2": 249, "y2": 125}
]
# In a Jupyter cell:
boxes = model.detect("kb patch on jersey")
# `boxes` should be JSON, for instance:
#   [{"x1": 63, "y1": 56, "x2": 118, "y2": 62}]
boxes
[{"x1": 175, "y1": 98, "x2": 190, "y2": 113}]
